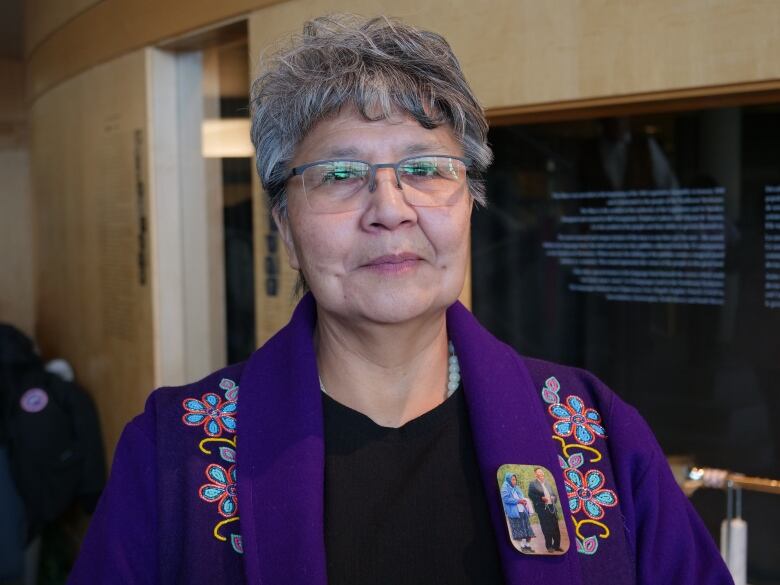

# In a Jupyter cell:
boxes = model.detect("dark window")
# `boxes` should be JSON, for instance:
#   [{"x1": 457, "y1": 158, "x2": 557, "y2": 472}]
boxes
[{"x1": 473, "y1": 104, "x2": 780, "y2": 583}]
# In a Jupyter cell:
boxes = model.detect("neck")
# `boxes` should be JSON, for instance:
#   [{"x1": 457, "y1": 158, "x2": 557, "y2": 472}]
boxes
[{"x1": 315, "y1": 307, "x2": 450, "y2": 427}]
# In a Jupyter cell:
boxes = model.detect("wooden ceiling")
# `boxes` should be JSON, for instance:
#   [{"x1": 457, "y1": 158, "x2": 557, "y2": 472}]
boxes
[{"x1": 0, "y1": 0, "x2": 24, "y2": 59}]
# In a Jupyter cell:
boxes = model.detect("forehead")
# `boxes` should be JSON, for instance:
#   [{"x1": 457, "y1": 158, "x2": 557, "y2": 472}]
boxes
[{"x1": 292, "y1": 106, "x2": 462, "y2": 165}]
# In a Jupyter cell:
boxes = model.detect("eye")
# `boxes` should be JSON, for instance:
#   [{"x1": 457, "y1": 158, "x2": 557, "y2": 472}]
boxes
[
  {"x1": 399, "y1": 157, "x2": 464, "y2": 183},
  {"x1": 319, "y1": 162, "x2": 366, "y2": 184},
  {"x1": 400, "y1": 160, "x2": 439, "y2": 178}
]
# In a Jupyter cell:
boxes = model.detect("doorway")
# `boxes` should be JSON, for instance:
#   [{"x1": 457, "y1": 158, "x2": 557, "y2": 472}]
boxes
[{"x1": 147, "y1": 19, "x2": 254, "y2": 384}]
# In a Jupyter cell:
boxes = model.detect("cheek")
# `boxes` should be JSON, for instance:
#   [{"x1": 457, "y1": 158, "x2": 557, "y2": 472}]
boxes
[
  {"x1": 422, "y1": 206, "x2": 472, "y2": 265},
  {"x1": 290, "y1": 215, "x2": 355, "y2": 275}
]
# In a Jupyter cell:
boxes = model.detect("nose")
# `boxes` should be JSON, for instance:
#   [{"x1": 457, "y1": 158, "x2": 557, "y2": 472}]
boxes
[
  {"x1": 360, "y1": 167, "x2": 417, "y2": 231},
  {"x1": 368, "y1": 165, "x2": 401, "y2": 192}
]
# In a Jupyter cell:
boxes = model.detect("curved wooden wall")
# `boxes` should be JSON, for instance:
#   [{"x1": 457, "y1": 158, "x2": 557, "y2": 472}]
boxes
[
  {"x1": 30, "y1": 50, "x2": 154, "y2": 455},
  {"x1": 250, "y1": 0, "x2": 780, "y2": 111},
  {"x1": 24, "y1": 0, "x2": 103, "y2": 57},
  {"x1": 0, "y1": 59, "x2": 33, "y2": 336},
  {"x1": 27, "y1": 0, "x2": 780, "y2": 107},
  {"x1": 26, "y1": 0, "x2": 780, "y2": 456},
  {"x1": 26, "y1": 0, "x2": 283, "y2": 102}
]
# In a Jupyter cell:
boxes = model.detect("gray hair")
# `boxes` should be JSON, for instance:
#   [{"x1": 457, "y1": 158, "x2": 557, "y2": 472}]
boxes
[{"x1": 250, "y1": 14, "x2": 492, "y2": 214}]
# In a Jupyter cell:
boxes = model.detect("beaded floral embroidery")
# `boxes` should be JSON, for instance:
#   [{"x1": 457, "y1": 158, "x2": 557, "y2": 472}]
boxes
[
  {"x1": 548, "y1": 396, "x2": 606, "y2": 446},
  {"x1": 182, "y1": 378, "x2": 243, "y2": 555},
  {"x1": 182, "y1": 392, "x2": 237, "y2": 437},
  {"x1": 541, "y1": 376, "x2": 619, "y2": 556},
  {"x1": 200, "y1": 463, "x2": 238, "y2": 517}
]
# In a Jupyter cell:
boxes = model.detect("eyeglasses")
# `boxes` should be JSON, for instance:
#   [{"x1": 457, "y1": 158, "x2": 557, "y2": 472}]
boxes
[{"x1": 288, "y1": 155, "x2": 471, "y2": 213}]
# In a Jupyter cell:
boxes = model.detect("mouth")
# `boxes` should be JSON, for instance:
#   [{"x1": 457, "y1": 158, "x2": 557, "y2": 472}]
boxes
[{"x1": 361, "y1": 252, "x2": 423, "y2": 274}]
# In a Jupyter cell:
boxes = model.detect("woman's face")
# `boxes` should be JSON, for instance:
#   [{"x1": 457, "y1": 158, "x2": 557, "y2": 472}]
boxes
[{"x1": 276, "y1": 107, "x2": 473, "y2": 325}]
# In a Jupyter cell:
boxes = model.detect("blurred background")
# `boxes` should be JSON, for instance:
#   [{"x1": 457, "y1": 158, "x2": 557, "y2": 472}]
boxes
[{"x1": 0, "y1": 1, "x2": 778, "y2": 583}]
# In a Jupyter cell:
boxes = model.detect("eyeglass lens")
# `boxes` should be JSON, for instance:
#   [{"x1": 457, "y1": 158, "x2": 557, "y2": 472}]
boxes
[{"x1": 300, "y1": 156, "x2": 467, "y2": 212}]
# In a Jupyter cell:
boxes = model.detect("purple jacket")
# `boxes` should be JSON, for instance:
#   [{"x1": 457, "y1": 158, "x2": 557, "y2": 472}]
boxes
[{"x1": 69, "y1": 294, "x2": 733, "y2": 584}]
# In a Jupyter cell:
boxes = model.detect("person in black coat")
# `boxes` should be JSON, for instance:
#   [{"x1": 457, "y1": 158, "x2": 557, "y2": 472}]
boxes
[
  {"x1": 0, "y1": 324, "x2": 106, "y2": 540},
  {"x1": 527, "y1": 467, "x2": 562, "y2": 552}
]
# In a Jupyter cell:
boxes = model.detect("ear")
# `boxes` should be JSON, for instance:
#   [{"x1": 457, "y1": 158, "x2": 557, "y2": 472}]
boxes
[{"x1": 272, "y1": 207, "x2": 300, "y2": 270}]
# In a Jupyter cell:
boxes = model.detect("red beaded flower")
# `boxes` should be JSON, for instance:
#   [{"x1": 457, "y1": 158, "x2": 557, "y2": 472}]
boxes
[{"x1": 548, "y1": 395, "x2": 606, "y2": 445}]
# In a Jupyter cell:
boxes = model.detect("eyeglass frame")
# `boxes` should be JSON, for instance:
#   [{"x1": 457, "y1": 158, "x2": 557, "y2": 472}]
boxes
[{"x1": 287, "y1": 154, "x2": 473, "y2": 195}]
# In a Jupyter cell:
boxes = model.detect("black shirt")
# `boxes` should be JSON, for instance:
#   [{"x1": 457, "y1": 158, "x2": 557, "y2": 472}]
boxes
[{"x1": 323, "y1": 388, "x2": 505, "y2": 585}]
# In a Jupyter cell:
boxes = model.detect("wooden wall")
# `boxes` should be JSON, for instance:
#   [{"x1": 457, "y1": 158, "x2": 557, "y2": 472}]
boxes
[
  {"x1": 24, "y1": 0, "x2": 780, "y2": 445},
  {"x1": 247, "y1": 0, "x2": 780, "y2": 112},
  {"x1": 26, "y1": 0, "x2": 780, "y2": 109},
  {"x1": 0, "y1": 58, "x2": 34, "y2": 336},
  {"x1": 30, "y1": 50, "x2": 154, "y2": 456},
  {"x1": 25, "y1": 0, "x2": 283, "y2": 101},
  {"x1": 24, "y1": 0, "x2": 103, "y2": 57}
]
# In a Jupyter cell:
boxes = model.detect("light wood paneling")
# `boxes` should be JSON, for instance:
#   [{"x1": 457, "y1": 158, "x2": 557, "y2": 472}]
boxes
[
  {"x1": 30, "y1": 50, "x2": 154, "y2": 458},
  {"x1": 26, "y1": 0, "x2": 780, "y2": 357},
  {"x1": 29, "y1": 1, "x2": 780, "y2": 105},
  {"x1": 0, "y1": 148, "x2": 34, "y2": 336},
  {"x1": 0, "y1": 58, "x2": 34, "y2": 336},
  {"x1": 246, "y1": 5, "x2": 304, "y2": 342},
  {"x1": 0, "y1": 59, "x2": 25, "y2": 118},
  {"x1": 24, "y1": 0, "x2": 103, "y2": 57},
  {"x1": 248, "y1": 0, "x2": 780, "y2": 112},
  {"x1": 217, "y1": 41, "x2": 251, "y2": 98},
  {"x1": 0, "y1": 59, "x2": 26, "y2": 148},
  {"x1": 487, "y1": 80, "x2": 780, "y2": 125},
  {"x1": 252, "y1": 177, "x2": 299, "y2": 345},
  {"x1": 26, "y1": 0, "x2": 284, "y2": 102}
]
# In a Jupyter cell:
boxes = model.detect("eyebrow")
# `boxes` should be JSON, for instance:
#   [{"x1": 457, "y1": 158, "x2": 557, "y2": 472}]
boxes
[
  {"x1": 401, "y1": 141, "x2": 447, "y2": 156},
  {"x1": 318, "y1": 141, "x2": 448, "y2": 160},
  {"x1": 322, "y1": 146, "x2": 361, "y2": 158}
]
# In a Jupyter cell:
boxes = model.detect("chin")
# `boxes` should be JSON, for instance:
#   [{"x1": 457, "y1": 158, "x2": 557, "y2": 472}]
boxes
[
  {"x1": 359, "y1": 300, "x2": 433, "y2": 324},
  {"x1": 310, "y1": 267, "x2": 466, "y2": 325},
  {"x1": 348, "y1": 284, "x2": 461, "y2": 325}
]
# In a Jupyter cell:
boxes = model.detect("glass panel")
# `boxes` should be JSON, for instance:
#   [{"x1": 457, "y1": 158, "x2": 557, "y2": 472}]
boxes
[
  {"x1": 220, "y1": 53, "x2": 255, "y2": 363},
  {"x1": 473, "y1": 104, "x2": 780, "y2": 581},
  {"x1": 222, "y1": 156, "x2": 255, "y2": 363}
]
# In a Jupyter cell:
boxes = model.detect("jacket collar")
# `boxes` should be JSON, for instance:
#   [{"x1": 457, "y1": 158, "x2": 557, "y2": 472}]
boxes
[{"x1": 238, "y1": 294, "x2": 583, "y2": 585}]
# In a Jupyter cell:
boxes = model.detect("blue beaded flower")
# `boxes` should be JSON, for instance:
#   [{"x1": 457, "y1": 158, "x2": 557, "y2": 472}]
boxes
[
  {"x1": 563, "y1": 468, "x2": 618, "y2": 520},
  {"x1": 548, "y1": 395, "x2": 606, "y2": 445},
  {"x1": 199, "y1": 463, "x2": 238, "y2": 518},
  {"x1": 182, "y1": 393, "x2": 237, "y2": 437}
]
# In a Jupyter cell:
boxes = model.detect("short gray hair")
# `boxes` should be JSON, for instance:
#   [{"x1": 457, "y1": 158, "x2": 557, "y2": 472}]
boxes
[{"x1": 250, "y1": 14, "x2": 492, "y2": 214}]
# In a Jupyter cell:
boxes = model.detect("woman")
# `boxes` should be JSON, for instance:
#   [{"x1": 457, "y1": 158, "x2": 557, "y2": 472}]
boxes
[
  {"x1": 500, "y1": 473, "x2": 535, "y2": 552},
  {"x1": 69, "y1": 15, "x2": 733, "y2": 585}
]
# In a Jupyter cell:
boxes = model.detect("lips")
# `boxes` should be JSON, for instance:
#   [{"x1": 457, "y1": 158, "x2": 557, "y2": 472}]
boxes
[
  {"x1": 364, "y1": 252, "x2": 422, "y2": 267},
  {"x1": 360, "y1": 252, "x2": 423, "y2": 274}
]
